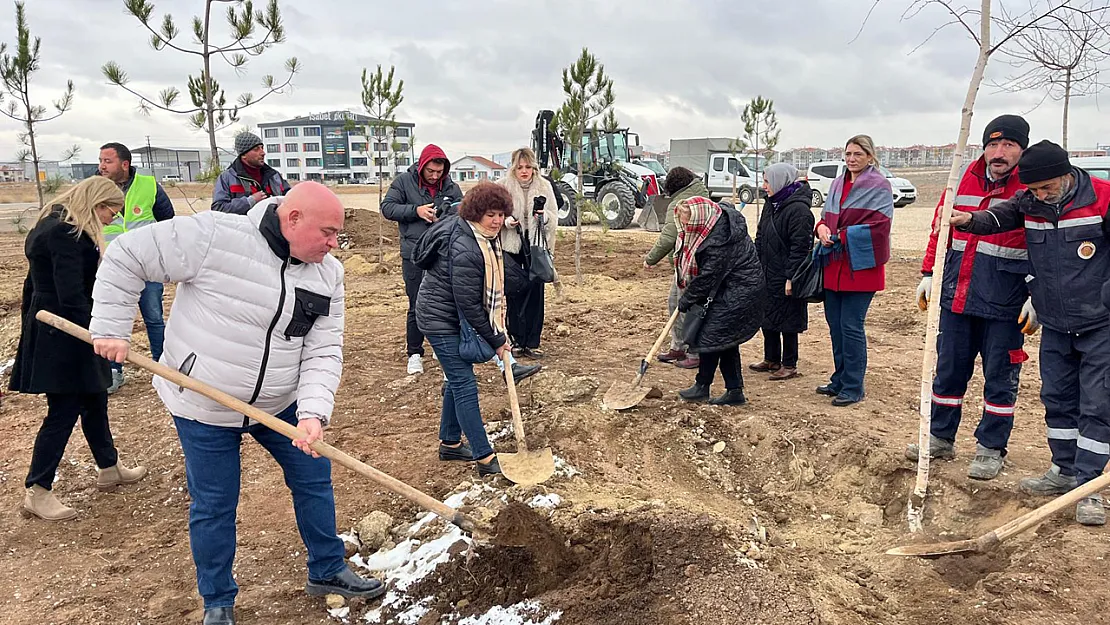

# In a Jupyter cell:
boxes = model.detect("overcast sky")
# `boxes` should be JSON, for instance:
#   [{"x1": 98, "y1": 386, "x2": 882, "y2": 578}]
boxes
[{"x1": 2, "y1": 0, "x2": 1109, "y2": 165}]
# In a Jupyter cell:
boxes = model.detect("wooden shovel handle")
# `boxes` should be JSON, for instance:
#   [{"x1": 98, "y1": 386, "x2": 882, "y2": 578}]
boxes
[
  {"x1": 36, "y1": 311, "x2": 476, "y2": 533},
  {"x1": 503, "y1": 354, "x2": 529, "y2": 453},
  {"x1": 631, "y1": 308, "x2": 681, "y2": 387},
  {"x1": 985, "y1": 469, "x2": 1110, "y2": 547}
]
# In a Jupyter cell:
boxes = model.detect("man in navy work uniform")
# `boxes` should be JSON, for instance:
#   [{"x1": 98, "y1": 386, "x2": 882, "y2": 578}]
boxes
[
  {"x1": 907, "y1": 115, "x2": 1037, "y2": 480},
  {"x1": 952, "y1": 140, "x2": 1110, "y2": 526}
]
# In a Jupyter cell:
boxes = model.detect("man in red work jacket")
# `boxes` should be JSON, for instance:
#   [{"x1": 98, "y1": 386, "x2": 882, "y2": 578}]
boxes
[{"x1": 906, "y1": 115, "x2": 1037, "y2": 480}]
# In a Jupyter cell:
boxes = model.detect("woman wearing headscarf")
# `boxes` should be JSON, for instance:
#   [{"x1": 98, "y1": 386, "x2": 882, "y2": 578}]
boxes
[
  {"x1": 752, "y1": 163, "x2": 815, "y2": 381},
  {"x1": 414, "y1": 182, "x2": 516, "y2": 477},
  {"x1": 674, "y1": 197, "x2": 766, "y2": 405},
  {"x1": 496, "y1": 147, "x2": 558, "y2": 359},
  {"x1": 12, "y1": 176, "x2": 149, "y2": 521},
  {"x1": 814, "y1": 135, "x2": 894, "y2": 407}
]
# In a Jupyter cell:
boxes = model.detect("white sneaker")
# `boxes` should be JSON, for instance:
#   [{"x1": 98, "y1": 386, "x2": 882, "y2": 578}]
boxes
[{"x1": 407, "y1": 354, "x2": 424, "y2": 375}]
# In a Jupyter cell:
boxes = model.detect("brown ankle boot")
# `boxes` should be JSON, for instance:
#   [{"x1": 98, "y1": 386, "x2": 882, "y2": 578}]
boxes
[
  {"x1": 97, "y1": 463, "x2": 149, "y2": 491},
  {"x1": 769, "y1": 366, "x2": 798, "y2": 381},
  {"x1": 22, "y1": 485, "x2": 78, "y2": 521}
]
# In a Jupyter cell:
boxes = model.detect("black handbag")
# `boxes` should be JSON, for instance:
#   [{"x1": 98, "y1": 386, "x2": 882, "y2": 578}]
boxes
[
  {"x1": 521, "y1": 196, "x2": 555, "y2": 284},
  {"x1": 682, "y1": 274, "x2": 726, "y2": 347},
  {"x1": 448, "y1": 229, "x2": 497, "y2": 364},
  {"x1": 790, "y1": 242, "x2": 825, "y2": 303}
]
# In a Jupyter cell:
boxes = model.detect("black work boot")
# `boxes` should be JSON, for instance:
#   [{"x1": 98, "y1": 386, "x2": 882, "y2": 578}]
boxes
[
  {"x1": 306, "y1": 566, "x2": 386, "y2": 600},
  {"x1": 203, "y1": 607, "x2": 235, "y2": 625},
  {"x1": 709, "y1": 389, "x2": 747, "y2": 406},
  {"x1": 679, "y1": 382, "x2": 711, "y2": 402},
  {"x1": 477, "y1": 455, "x2": 503, "y2": 477}
]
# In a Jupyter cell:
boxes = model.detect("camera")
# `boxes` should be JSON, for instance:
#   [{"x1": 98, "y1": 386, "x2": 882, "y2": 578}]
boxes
[
  {"x1": 532, "y1": 195, "x2": 547, "y2": 216},
  {"x1": 434, "y1": 195, "x2": 458, "y2": 218}
]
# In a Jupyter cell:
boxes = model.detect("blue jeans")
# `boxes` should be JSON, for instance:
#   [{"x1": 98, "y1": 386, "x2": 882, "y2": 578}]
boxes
[
  {"x1": 428, "y1": 334, "x2": 495, "y2": 461},
  {"x1": 823, "y1": 290, "x2": 875, "y2": 401},
  {"x1": 173, "y1": 404, "x2": 347, "y2": 609},
  {"x1": 111, "y1": 281, "x2": 165, "y2": 372}
]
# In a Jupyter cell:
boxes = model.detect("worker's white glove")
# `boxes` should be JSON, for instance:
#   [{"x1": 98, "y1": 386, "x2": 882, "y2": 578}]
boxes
[
  {"x1": 1018, "y1": 299, "x2": 1040, "y2": 335},
  {"x1": 916, "y1": 276, "x2": 932, "y2": 311}
]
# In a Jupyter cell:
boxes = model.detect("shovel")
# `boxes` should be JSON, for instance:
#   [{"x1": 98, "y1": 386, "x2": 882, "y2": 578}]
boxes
[
  {"x1": 496, "y1": 356, "x2": 555, "y2": 485},
  {"x1": 36, "y1": 311, "x2": 480, "y2": 534},
  {"x1": 602, "y1": 308, "x2": 680, "y2": 410},
  {"x1": 886, "y1": 468, "x2": 1110, "y2": 557}
]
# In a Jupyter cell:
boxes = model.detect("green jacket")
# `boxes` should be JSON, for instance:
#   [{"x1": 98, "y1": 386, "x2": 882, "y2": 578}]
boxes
[{"x1": 644, "y1": 178, "x2": 711, "y2": 266}]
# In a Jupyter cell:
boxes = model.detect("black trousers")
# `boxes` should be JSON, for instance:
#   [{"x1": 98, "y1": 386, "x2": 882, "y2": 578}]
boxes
[
  {"x1": 763, "y1": 330, "x2": 800, "y2": 368},
  {"x1": 508, "y1": 278, "x2": 545, "y2": 349},
  {"x1": 26, "y1": 392, "x2": 118, "y2": 490},
  {"x1": 696, "y1": 346, "x2": 744, "y2": 390},
  {"x1": 401, "y1": 258, "x2": 425, "y2": 357}
]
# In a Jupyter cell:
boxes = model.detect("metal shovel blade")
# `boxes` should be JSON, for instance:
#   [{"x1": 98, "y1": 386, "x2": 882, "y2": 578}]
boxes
[
  {"x1": 498, "y1": 447, "x2": 555, "y2": 486},
  {"x1": 602, "y1": 380, "x2": 652, "y2": 411},
  {"x1": 885, "y1": 537, "x2": 982, "y2": 557}
]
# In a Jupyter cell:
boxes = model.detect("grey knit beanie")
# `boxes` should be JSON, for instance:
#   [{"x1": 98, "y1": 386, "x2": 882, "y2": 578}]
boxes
[
  {"x1": 234, "y1": 131, "x2": 264, "y2": 157},
  {"x1": 763, "y1": 162, "x2": 799, "y2": 196}
]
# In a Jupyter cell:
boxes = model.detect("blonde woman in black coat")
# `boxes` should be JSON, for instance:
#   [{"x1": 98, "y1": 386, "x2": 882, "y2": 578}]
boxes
[{"x1": 11, "y1": 176, "x2": 148, "y2": 521}]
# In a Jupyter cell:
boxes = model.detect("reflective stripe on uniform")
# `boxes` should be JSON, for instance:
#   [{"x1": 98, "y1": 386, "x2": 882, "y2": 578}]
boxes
[
  {"x1": 1077, "y1": 435, "x2": 1110, "y2": 455},
  {"x1": 931, "y1": 394, "x2": 963, "y2": 407},
  {"x1": 950, "y1": 238, "x2": 1028, "y2": 260},
  {"x1": 1025, "y1": 215, "x2": 1104, "y2": 230},
  {"x1": 1047, "y1": 427, "x2": 1080, "y2": 440},
  {"x1": 983, "y1": 401, "x2": 1015, "y2": 416}
]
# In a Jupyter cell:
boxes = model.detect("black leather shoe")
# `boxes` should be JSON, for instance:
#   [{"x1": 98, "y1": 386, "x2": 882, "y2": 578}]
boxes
[
  {"x1": 815, "y1": 384, "x2": 839, "y2": 397},
  {"x1": 439, "y1": 441, "x2": 473, "y2": 461},
  {"x1": 678, "y1": 382, "x2": 711, "y2": 402},
  {"x1": 203, "y1": 607, "x2": 235, "y2": 625},
  {"x1": 507, "y1": 363, "x2": 542, "y2": 382},
  {"x1": 709, "y1": 389, "x2": 747, "y2": 406},
  {"x1": 831, "y1": 394, "x2": 862, "y2": 407},
  {"x1": 306, "y1": 566, "x2": 386, "y2": 600},
  {"x1": 477, "y1": 455, "x2": 503, "y2": 477}
]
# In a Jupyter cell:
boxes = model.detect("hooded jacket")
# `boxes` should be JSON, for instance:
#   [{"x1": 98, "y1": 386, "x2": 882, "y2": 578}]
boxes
[
  {"x1": 677, "y1": 205, "x2": 766, "y2": 353},
  {"x1": 211, "y1": 157, "x2": 292, "y2": 215},
  {"x1": 90, "y1": 199, "x2": 345, "y2": 428},
  {"x1": 380, "y1": 144, "x2": 464, "y2": 260}
]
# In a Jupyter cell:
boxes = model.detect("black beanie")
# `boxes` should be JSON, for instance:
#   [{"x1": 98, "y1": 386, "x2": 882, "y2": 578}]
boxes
[
  {"x1": 1017, "y1": 140, "x2": 1071, "y2": 185},
  {"x1": 982, "y1": 114, "x2": 1030, "y2": 150}
]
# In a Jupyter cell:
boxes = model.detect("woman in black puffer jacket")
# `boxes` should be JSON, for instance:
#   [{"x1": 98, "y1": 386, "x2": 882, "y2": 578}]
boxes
[
  {"x1": 413, "y1": 182, "x2": 514, "y2": 478},
  {"x1": 675, "y1": 197, "x2": 766, "y2": 405},
  {"x1": 752, "y1": 163, "x2": 815, "y2": 381}
]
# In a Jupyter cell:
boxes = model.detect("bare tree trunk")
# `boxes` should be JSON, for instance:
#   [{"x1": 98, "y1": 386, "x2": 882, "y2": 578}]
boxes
[
  {"x1": 203, "y1": 0, "x2": 219, "y2": 169},
  {"x1": 575, "y1": 129, "x2": 584, "y2": 285},
  {"x1": 378, "y1": 127, "x2": 386, "y2": 265},
  {"x1": 1062, "y1": 69, "x2": 1072, "y2": 151},
  {"x1": 24, "y1": 99, "x2": 43, "y2": 208},
  {"x1": 909, "y1": 0, "x2": 992, "y2": 534}
]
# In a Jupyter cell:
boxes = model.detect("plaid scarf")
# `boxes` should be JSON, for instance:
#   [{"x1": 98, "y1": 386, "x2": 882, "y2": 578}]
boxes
[
  {"x1": 673, "y1": 196, "x2": 722, "y2": 288},
  {"x1": 467, "y1": 220, "x2": 507, "y2": 334}
]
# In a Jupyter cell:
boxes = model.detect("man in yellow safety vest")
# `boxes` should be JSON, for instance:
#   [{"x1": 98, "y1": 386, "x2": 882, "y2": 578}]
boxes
[{"x1": 98, "y1": 142, "x2": 176, "y2": 393}]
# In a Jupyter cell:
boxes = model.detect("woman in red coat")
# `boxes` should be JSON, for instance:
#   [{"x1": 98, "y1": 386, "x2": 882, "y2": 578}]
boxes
[{"x1": 814, "y1": 135, "x2": 893, "y2": 407}]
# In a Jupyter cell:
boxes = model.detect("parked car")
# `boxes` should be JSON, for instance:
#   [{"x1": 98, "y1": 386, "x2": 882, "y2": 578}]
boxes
[
  {"x1": 1074, "y1": 156, "x2": 1110, "y2": 181},
  {"x1": 805, "y1": 161, "x2": 917, "y2": 208}
]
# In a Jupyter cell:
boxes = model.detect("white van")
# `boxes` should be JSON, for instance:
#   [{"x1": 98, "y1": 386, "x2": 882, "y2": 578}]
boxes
[
  {"x1": 162, "y1": 174, "x2": 182, "y2": 183},
  {"x1": 806, "y1": 161, "x2": 917, "y2": 208},
  {"x1": 703, "y1": 153, "x2": 760, "y2": 204},
  {"x1": 1074, "y1": 156, "x2": 1110, "y2": 181}
]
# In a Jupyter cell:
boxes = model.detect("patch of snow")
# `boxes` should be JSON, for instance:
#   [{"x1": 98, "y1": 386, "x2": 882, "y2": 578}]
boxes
[
  {"x1": 527, "y1": 493, "x2": 562, "y2": 511},
  {"x1": 328, "y1": 606, "x2": 350, "y2": 621},
  {"x1": 0, "y1": 358, "x2": 13, "y2": 378},
  {"x1": 552, "y1": 455, "x2": 580, "y2": 478},
  {"x1": 458, "y1": 601, "x2": 561, "y2": 625}
]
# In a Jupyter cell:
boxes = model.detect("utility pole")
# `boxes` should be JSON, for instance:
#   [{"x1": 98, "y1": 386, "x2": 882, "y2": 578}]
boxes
[{"x1": 145, "y1": 135, "x2": 153, "y2": 172}]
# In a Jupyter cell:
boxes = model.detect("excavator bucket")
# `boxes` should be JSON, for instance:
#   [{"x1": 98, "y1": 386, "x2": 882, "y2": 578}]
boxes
[{"x1": 637, "y1": 195, "x2": 672, "y2": 232}]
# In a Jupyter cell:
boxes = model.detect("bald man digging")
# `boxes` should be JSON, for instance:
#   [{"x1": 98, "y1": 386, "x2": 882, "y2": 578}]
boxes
[{"x1": 90, "y1": 182, "x2": 383, "y2": 624}]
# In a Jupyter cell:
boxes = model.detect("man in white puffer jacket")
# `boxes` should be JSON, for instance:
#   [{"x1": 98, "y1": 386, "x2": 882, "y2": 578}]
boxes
[{"x1": 89, "y1": 182, "x2": 383, "y2": 625}]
